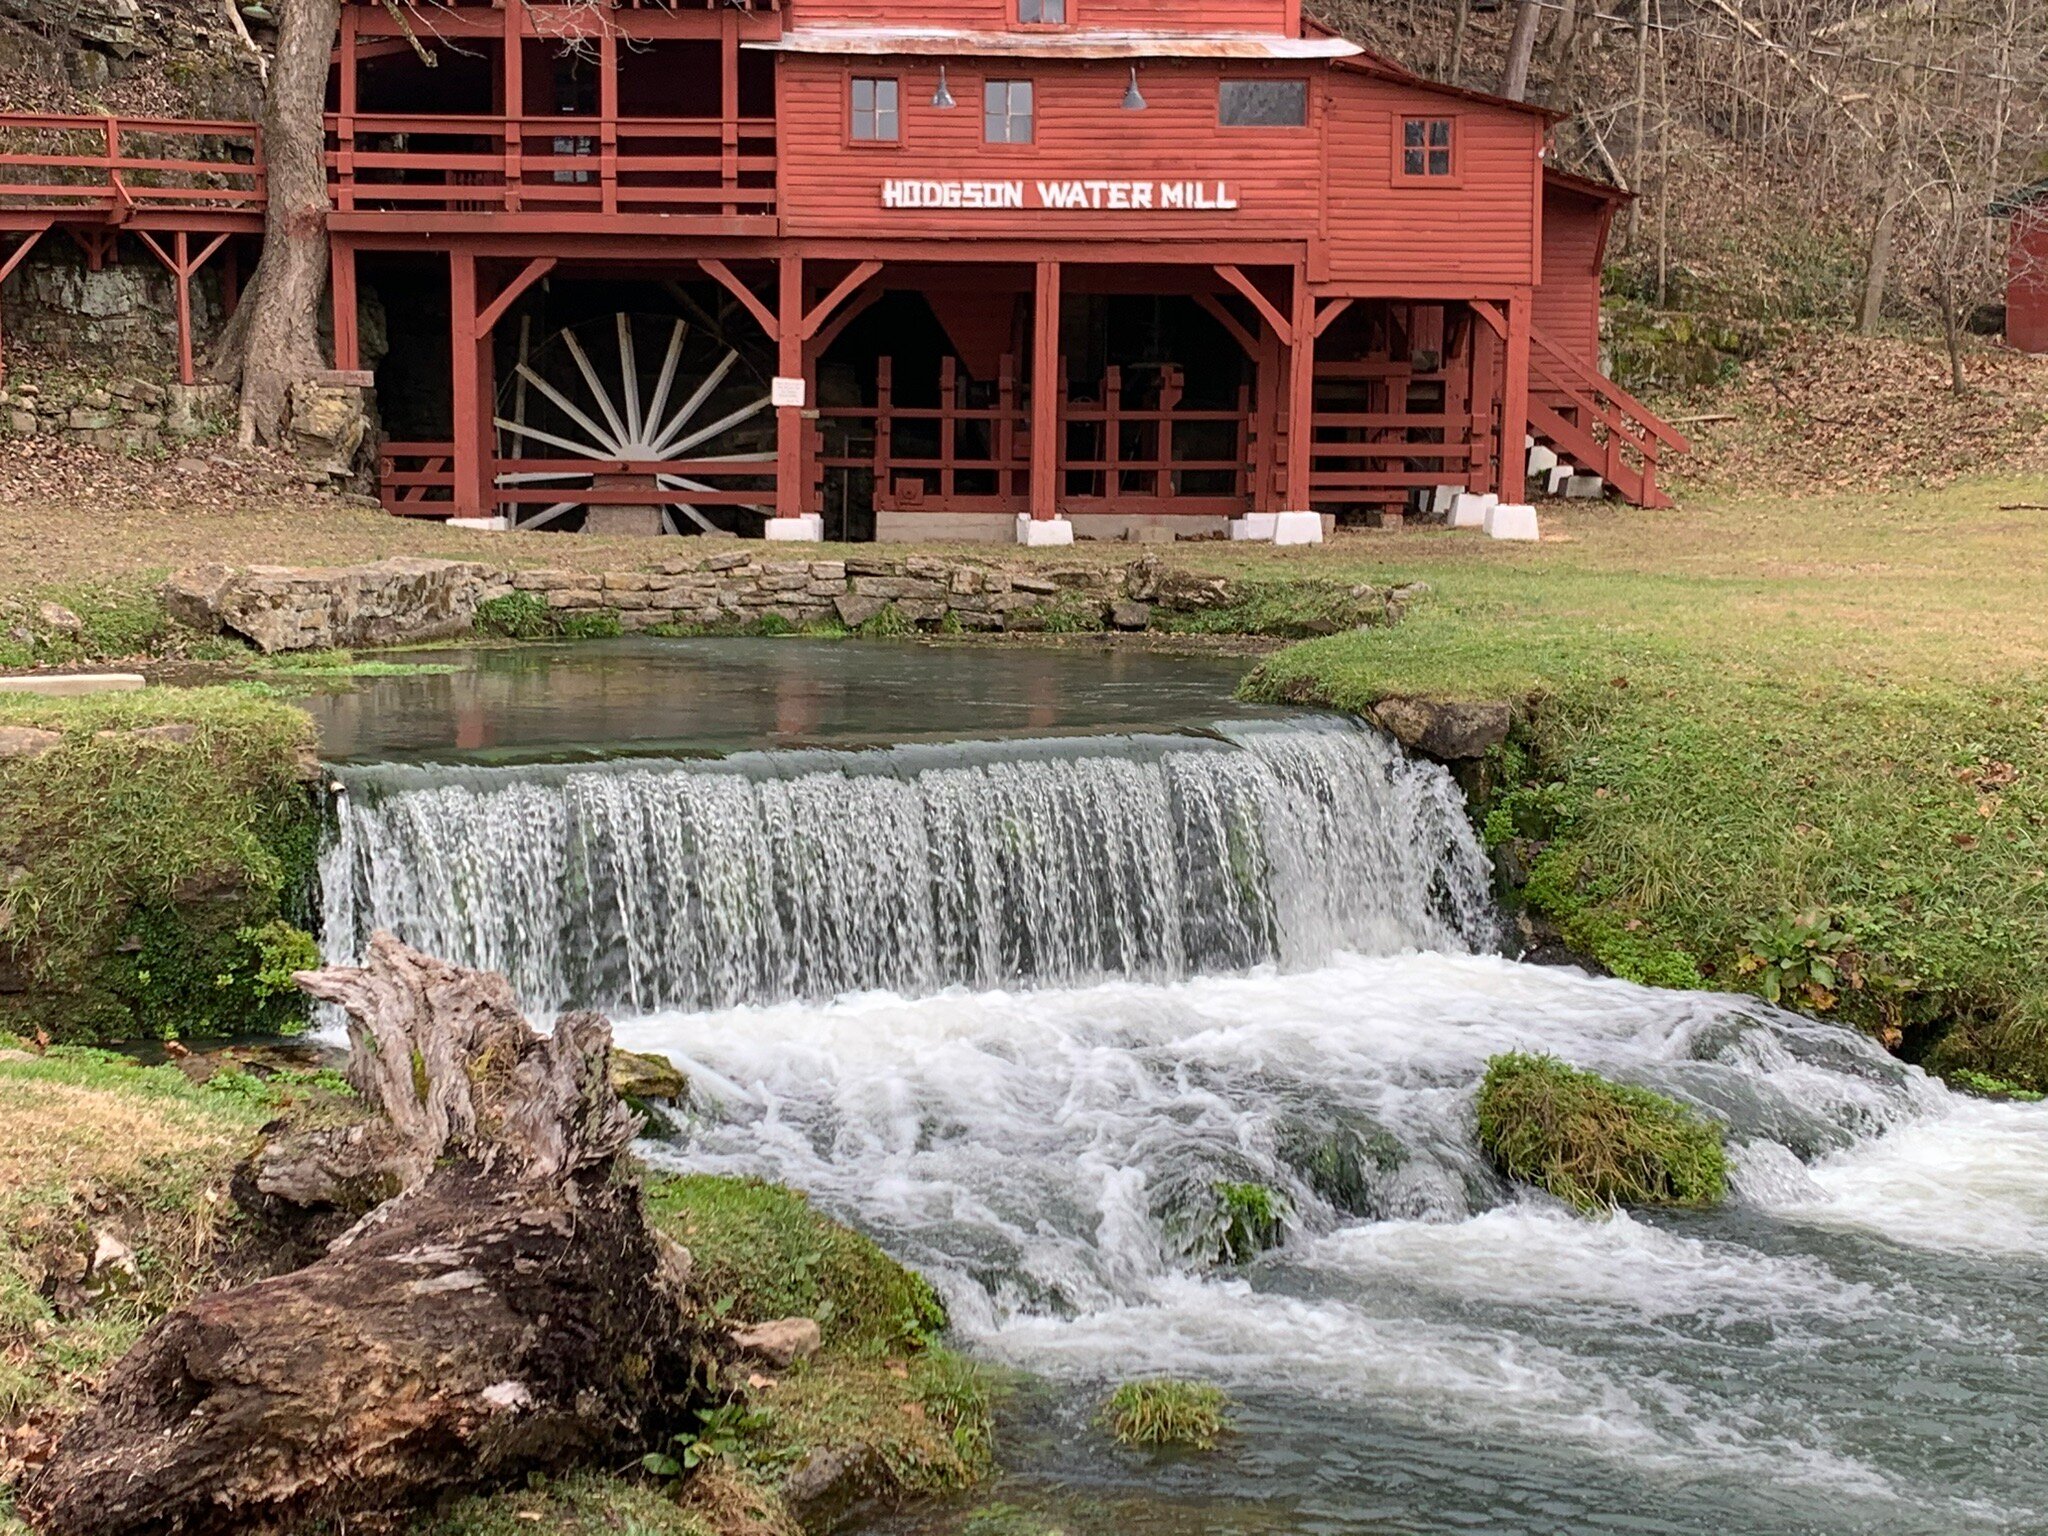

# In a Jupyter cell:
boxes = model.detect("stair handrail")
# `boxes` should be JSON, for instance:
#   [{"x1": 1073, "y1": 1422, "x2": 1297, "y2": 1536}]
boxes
[{"x1": 1528, "y1": 325, "x2": 1690, "y2": 455}]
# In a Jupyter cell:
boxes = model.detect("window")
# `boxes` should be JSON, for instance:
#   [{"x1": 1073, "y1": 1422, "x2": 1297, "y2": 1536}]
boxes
[
  {"x1": 1219, "y1": 79, "x2": 1308, "y2": 128},
  {"x1": 851, "y1": 76, "x2": 900, "y2": 142},
  {"x1": 1401, "y1": 117, "x2": 1455, "y2": 177},
  {"x1": 1019, "y1": 0, "x2": 1066, "y2": 21},
  {"x1": 985, "y1": 79, "x2": 1034, "y2": 144}
]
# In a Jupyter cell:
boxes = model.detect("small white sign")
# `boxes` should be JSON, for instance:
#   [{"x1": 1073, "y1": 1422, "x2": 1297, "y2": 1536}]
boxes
[{"x1": 771, "y1": 376, "x2": 807, "y2": 408}]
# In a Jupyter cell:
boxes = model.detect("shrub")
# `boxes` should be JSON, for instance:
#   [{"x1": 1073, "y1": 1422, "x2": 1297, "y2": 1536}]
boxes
[
  {"x1": 1100, "y1": 1380, "x2": 1233, "y2": 1451},
  {"x1": 473, "y1": 592, "x2": 554, "y2": 640},
  {"x1": 1475, "y1": 1053, "x2": 1728, "y2": 1213}
]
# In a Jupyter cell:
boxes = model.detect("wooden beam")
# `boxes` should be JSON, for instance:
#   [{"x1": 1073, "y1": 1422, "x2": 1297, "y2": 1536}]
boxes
[
  {"x1": 1470, "y1": 299, "x2": 1509, "y2": 340},
  {"x1": 699, "y1": 257, "x2": 778, "y2": 341},
  {"x1": 1214, "y1": 264, "x2": 1291, "y2": 346},
  {"x1": 809, "y1": 285, "x2": 883, "y2": 359},
  {"x1": 475, "y1": 255, "x2": 556, "y2": 335},
  {"x1": 1501, "y1": 293, "x2": 1531, "y2": 505},
  {"x1": 332, "y1": 237, "x2": 360, "y2": 372},
  {"x1": 1030, "y1": 259, "x2": 1060, "y2": 522},
  {"x1": 136, "y1": 229, "x2": 231, "y2": 385},
  {"x1": 1191, "y1": 291, "x2": 1257, "y2": 358},
  {"x1": 774, "y1": 255, "x2": 803, "y2": 520},
  {"x1": 799, "y1": 259, "x2": 883, "y2": 341},
  {"x1": 1284, "y1": 269, "x2": 1315, "y2": 511},
  {"x1": 1313, "y1": 297, "x2": 1355, "y2": 338}
]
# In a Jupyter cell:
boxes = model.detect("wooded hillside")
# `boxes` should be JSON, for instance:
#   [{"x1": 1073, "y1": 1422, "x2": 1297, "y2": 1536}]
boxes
[{"x1": 1314, "y1": 0, "x2": 2048, "y2": 386}]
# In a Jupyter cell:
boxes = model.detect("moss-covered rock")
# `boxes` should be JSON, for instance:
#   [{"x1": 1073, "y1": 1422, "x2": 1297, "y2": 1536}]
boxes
[
  {"x1": 1475, "y1": 1053, "x2": 1728, "y2": 1213},
  {"x1": 645, "y1": 1175, "x2": 946, "y2": 1357},
  {"x1": 0, "y1": 688, "x2": 322, "y2": 1043}
]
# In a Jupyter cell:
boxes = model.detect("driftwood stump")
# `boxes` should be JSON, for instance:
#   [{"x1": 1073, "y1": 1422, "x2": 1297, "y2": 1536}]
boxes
[{"x1": 23, "y1": 935, "x2": 702, "y2": 1536}]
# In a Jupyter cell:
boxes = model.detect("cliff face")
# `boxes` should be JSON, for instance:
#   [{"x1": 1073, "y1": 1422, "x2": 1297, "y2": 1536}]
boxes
[{"x1": 0, "y1": 0, "x2": 260, "y2": 118}]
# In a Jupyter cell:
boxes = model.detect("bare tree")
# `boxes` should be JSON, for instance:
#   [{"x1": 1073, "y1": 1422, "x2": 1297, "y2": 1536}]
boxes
[
  {"x1": 1500, "y1": 0, "x2": 1545, "y2": 101},
  {"x1": 210, "y1": 0, "x2": 343, "y2": 447}
]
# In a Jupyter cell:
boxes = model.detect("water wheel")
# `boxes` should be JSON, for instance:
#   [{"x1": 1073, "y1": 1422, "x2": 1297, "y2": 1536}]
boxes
[{"x1": 493, "y1": 311, "x2": 776, "y2": 533}]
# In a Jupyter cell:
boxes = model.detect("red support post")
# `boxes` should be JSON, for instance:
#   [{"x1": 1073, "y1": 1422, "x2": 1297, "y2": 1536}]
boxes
[
  {"x1": 331, "y1": 237, "x2": 359, "y2": 372},
  {"x1": 1030, "y1": 259, "x2": 1060, "y2": 521},
  {"x1": 173, "y1": 231, "x2": 194, "y2": 386},
  {"x1": 449, "y1": 251, "x2": 488, "y2": 518},
  {"x1": 774, "y1": 254, "x2": 803, "y2": 520},
  {"x1": 1284, "y1": 266, "x2": 1315, "y2": 511},
  {"x1": 502, "y1": 3, "x2": 523, "y2": 212},
  {"x1": 1470, "y1": 305, "x2": 1497, "y2": 495},
  {"x1": 336, "y1": 8, "x2": 357, "y2": 213},
  {"x1": 1501, "y1": 290, "x2": 1531, "y2": 505},
  {"x1": 598, "y1": 25, "x2": 620, "y2": 218}
]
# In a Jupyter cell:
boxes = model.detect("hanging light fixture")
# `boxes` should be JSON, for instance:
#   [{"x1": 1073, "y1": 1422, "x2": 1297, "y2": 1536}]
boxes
[
  {"x1": 1121, "y1": 65, "x2": 1148, "y2": 111},
  {"x1": 932, "y1": 64, "x2": 957, "y2": 109}
]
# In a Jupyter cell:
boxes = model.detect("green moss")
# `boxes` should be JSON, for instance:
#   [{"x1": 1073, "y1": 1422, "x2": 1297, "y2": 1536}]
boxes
[
  {"x1": 644, "y1": 1175, "x2": 946, "y2": 1356},
  {"x1": 1942, "y1": 1068, "x2": 2044, "y2": 1103},
  {"x1": 0, "y1": 688, "x2": 321, "y2": 1042},
  {"x1": 855, "y1": 604, "x2": 917, "y2": 640},
  {"x1": 1210, "y1": 1182, "x2": 1285, "y2": 1263},
  {"x1": 753, "y1": 1350, "x2": 995, "y2": 1499},
  {"x1": 1476, "y1": 1053, "x2": 1728, "y2": 1213},
  {"x1": 559, "y1": 610, "x2": 624, "y2": 641},
  {"x1": 474, "y1": 591, "x2": 555, "y2": 640},
  {"x1": 0, "y1": 579, "x2": 175, "y2": 670},
  {"x1": 1036, "y1": 597, "x2": 1108, "y2": 635},
  {"x1": 248, "y1": 649, "x2": 458, "y2": 679},
  {"x1": 1153, "y1": 580, "x2": 1392, "y2": 639},
  {"x1": 1099, "y1": 1380, "x2": 1233, "y2": 1451}
]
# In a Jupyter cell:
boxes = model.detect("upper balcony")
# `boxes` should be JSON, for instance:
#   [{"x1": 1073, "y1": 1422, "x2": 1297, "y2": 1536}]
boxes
[{"x1": 329, "y1": 0, "x2": 782, "y2": 235}]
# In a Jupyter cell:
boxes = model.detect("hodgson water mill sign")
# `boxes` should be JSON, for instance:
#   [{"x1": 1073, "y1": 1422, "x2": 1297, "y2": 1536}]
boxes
[{"x1": 881, "y1": 179, "x2": 1240, "y2": 211}]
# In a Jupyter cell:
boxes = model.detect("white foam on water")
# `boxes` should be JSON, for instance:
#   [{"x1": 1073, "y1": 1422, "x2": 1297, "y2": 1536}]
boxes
[{"x1": 1746, "y1": 1094, "x2": 2048, "y2": 1258}]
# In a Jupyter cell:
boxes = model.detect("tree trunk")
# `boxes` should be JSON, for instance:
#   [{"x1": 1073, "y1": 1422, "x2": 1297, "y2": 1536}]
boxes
[
  {"x1": 211, "y1": 0, "x2": 344, "y2": 447},
  {"x1": 1449, "y1": 0, "x2": 1471, "y2": 87},
  {"x1": 1500, "y1": 0, "x2": 1545, "y2": 102},
  {"x1": 21, "y1": 937, "x2": 704, "y2": 1536}
]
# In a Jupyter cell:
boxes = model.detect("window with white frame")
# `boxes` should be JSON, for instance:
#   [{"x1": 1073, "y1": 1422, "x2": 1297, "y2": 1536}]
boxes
[
  {"x1": 984, "y1": 79, "x2": 1034, "y2": 143},
  {"x1": 851, "y1": 77, "x2": 900, "y2": 142}
]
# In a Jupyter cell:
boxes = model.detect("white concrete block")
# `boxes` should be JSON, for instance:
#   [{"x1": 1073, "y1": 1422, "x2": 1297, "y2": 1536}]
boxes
[
  {"x1": 1564, "y1": 474, "x2": 1606, "y2": 499},
  {"x1": 1527, "y1": 444, "x2": 1558, "y2": 478},
  {"x1": 1229, "y1": 512, "x2": 1279, "y2": 542},
  {"x1": 1015, "y1": 514, "x2": 1075, "y2": 547},
  {"x1": 1545, "y1": 465, "x2": 1572, "y2": 496},
  {"x1": 764, "y1": 514, "x2": 826, "y2": 542},
  {"x1": 0, "y1": 673, "x2": 146, "y2": 697},
  {"x1": 448, "y1": 515, "x2": 510, "y2": 532},
  {"x1": 1484, "y1": 503, "x2": 1541, "y2": 541},
  {"x1": 1450, "y1": 492, "x2": 1496, "y2": 529},
  {"x1": 1272, "y1": 510, "x2": 1325, "y2": 546},
  {"x1": 1431, "y1": 484, "x2": 1463, "y2": 516}
]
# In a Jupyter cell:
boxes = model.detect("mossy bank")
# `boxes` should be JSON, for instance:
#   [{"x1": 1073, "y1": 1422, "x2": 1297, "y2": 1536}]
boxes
[
  {"x1": 0, "y1": 1047, "x2": 993, "y2": 1536},
  {"x1": 0, "y1": 688, "x2": 324, "y2": 1044}
]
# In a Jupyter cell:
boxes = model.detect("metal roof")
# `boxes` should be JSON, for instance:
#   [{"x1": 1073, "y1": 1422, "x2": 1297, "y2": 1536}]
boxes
[{"x1": 749, "y1": 27, "x2": 1365, "y2": 61}]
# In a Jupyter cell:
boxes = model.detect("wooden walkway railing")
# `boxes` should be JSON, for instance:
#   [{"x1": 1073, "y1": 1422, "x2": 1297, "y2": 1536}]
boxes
[
  {"x1": 326, "y1": 114, "x2": 777, "y2": 219},
  {"x1": 0, "y1": 115, "x2": 263, "y2": 225}
]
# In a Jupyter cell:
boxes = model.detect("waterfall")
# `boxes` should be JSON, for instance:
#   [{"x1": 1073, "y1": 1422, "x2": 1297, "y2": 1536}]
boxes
[{"x1": 320, "y1": 717, "x2": 1498, "y2": 1015}]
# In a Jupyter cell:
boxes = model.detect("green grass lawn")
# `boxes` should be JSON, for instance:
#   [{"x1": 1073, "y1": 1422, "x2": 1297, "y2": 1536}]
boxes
[{"x1": 1240, "y1": 474, "x2": 2048, "y2": 1086}]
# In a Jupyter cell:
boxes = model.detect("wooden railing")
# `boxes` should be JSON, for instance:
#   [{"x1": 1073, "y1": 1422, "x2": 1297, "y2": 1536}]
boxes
[
  {"x1": 0, "y1": 115, "x2": 262, "y2": 218},
  {"x1": 1306, "y1": 358, "x2": 1480, "y2": 509},
  {"x1": 326, "y1": 113, "x2": 776, "y2": 218},
  {"x1": 821, "y1": 357, "x2": 1254, "y2": 518},
  {"x1": 1527, "y1": 326, "x2": 1689, "y2": 508}
]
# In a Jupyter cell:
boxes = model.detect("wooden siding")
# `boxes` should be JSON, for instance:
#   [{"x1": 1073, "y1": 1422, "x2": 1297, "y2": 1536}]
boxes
[
  {"x1": 1319, "y1": 73, "x2": 1542, "y2": 290},
  {"x1": 2010, "y1": 213, "x2": 2048, "y2": 355},
  {"x1": 1535, "y1": 181, "x2": 1607, "y2": 368},
  {"x1": 778, "y1": 58, "x2": 1323, "y2": 242},
  {"x1": 785, "y1": 0, "x2": 1297, "y2": 35}
]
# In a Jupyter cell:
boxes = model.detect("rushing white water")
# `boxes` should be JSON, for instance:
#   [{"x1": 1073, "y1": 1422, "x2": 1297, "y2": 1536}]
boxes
[
  {"x1": 315, "y1": 696, "x2": 2047, "y2": 1535},
  {"x1": 321, "y1": 718, "x2": 1497, "y2": 1014},
  {"x1": 621, "y1": 955, "x2": 2047, "y2": 1535}
]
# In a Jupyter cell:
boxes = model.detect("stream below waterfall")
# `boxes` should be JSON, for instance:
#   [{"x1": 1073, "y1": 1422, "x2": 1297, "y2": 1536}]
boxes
[{"x1": 306, "y1": 641, "x2": 2048, "y2": 1536}]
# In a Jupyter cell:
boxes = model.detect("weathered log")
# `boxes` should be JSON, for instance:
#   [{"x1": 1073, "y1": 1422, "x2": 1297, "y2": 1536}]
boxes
[{"x1": 22, "y1": 935, "x2": 702, "y2": 1536}]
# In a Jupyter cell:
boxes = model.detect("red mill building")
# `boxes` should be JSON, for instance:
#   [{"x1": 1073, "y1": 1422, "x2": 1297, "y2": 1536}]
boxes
[{"x1": 0, "y1": 0, "x2": 1686, "y2": 543}]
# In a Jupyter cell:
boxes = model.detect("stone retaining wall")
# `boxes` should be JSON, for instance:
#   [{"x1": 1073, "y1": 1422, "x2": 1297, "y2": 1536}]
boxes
[
  {"x1": 165, "y1": 553, "x2": 1400, "y2": 654},
  {"x1": 0, "y1": 375, "x2": 232, "y2": 453}
]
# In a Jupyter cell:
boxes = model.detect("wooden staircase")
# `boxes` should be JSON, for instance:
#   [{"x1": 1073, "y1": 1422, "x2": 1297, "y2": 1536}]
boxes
[{"x1": 1526, "y1": 325, "x2": 1689, "y2": 509}]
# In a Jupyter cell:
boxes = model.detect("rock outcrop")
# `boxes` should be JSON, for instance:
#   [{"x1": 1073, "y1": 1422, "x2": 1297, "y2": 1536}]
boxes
[
  {"x1": 1368, "y1": 697, "x2": 1513, "y2": 762},
  {"x1": 165, "y1": 558, "x2": 494, "y2": 653}
]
